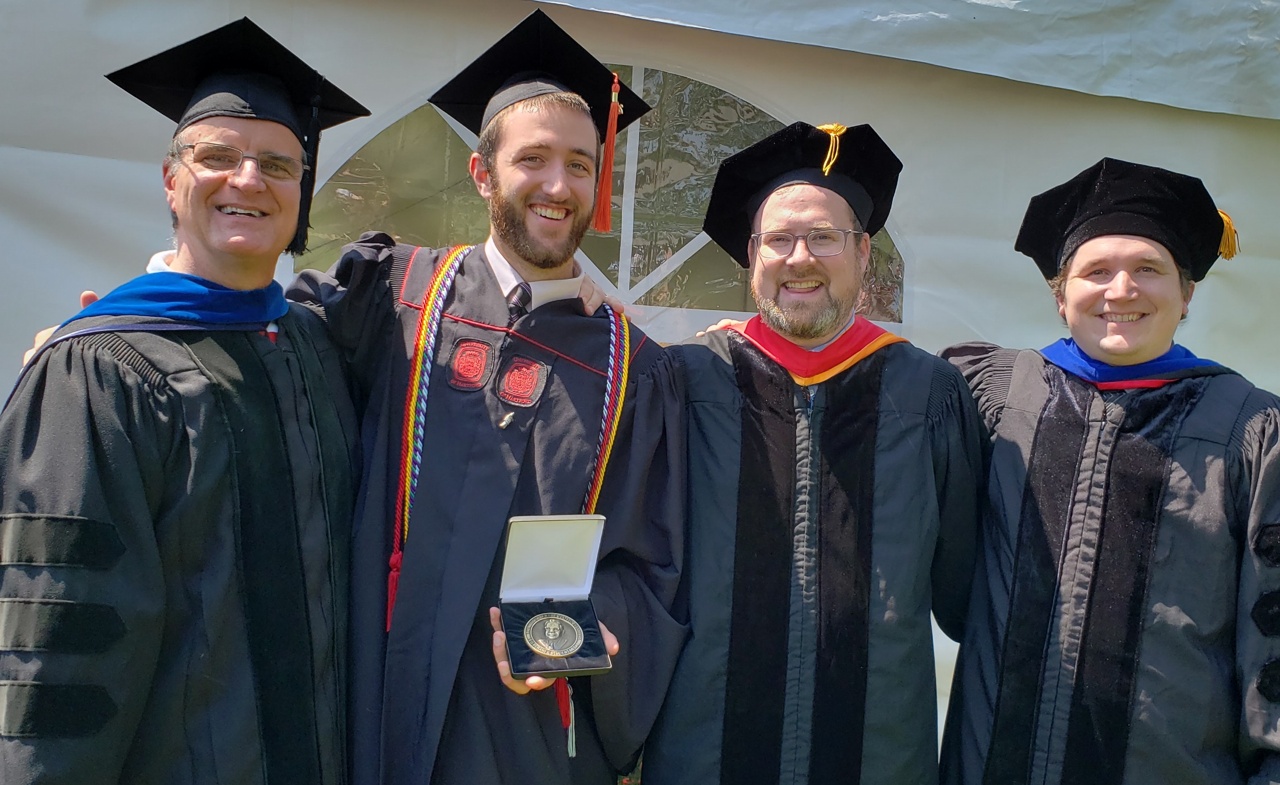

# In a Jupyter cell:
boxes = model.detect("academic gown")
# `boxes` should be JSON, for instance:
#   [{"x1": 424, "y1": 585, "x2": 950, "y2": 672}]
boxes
[
  {"x1": 641, "y1": 317, "x2": 983, "y2": 785},
  {"x1": 0, "y1": 307, "x2": 360, "y2": 785},
  {"x1": 940, "y1": 343, "x2": 1280, "y2": 785},
  {"x1": 290, "y1": 233, "x2": 686, "y2": 785}
]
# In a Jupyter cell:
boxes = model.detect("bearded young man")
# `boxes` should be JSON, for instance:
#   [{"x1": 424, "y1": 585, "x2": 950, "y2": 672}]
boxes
[
  {"x1": 940, "y1": 158, "x2": 1280, "y2": 785},
  {"x1": 640, "y1": 122, "x2": 984, "y2": 785},
  {"x1": 289, "y1": 11, "x2": 686, "y2": 785}
]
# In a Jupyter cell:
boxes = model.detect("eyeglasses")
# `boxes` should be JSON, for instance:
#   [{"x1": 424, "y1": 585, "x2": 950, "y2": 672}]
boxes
[
  {"x1": 750, "y1": 228, "x2": 865, "y2": 259},
  {"x1": 175, "y1": 141, "x2": 309, "y2": 182}
]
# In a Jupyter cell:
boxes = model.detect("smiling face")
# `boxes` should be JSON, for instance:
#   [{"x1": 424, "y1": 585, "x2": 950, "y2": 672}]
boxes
[
  {"x1": 163, "y1": 116, "x2": 302, "y2": 288},
  {"x1": 1056, "y1": 234, "x2": 1194, "y2": 366},
  {"x1": 471, "y1": 100, "x2": 598, "y2": 279},
  {"x1": 749, "y1": 184, "x2": 870, "y2": 348}
]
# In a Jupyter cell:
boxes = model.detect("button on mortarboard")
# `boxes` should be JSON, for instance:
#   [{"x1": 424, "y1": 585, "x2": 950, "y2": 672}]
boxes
[
  {"x1": 702, "y1": 121, "x2": 903, "y2": 268},
  {"x1": 105, "y1": 17, "x2": 370, "y2": 255},
  {"x1": 1015, "y1": 157, "x2": 1237, "y2": 282}
]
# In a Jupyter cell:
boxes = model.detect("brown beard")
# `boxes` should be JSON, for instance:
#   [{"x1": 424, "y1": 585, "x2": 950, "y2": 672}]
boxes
[
  {"x1": 489, "y1": 170, "x2": 591, "y2": 270},
  {"x1": 751, "y1": 276, "x2": 856, "y2": 342}
]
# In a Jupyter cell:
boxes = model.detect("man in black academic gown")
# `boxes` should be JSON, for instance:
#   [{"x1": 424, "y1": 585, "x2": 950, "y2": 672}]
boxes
[
  {"x1": 941, "y1": 159, "x2": 1280, "y2": 785},
  {"x1": 289, "y1": 11, "x2": 687, "y2": 785},
  {"x1": 0, "y1": 20, "x2": 367, "y2": 785},
  {"x1": 640, "y1": 122, "x2": 984, "y2": 785}
]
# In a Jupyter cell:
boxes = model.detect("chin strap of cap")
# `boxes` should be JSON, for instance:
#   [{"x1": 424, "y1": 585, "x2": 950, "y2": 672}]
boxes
[
  {"x1": 1218, "y1": 209, "x2": 1239, "y2": 259},
  {"x1": 591, "y1": 73, "x2": 623, "y2": 233},
  {"x1": 816, "y1": 123, "x2": 847, "y2": 176}
]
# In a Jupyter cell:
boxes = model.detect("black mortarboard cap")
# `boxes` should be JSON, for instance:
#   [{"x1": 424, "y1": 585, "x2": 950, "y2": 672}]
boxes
[
  {"x1": 428, "y1": 10, "x2": 651, "y2": 233},
  {"x1": 106, "y1": 18, "x2": 370, "y2": 255},
  {"x1": 1015, "y1": 157, "x2": 1238, "y2": 282},
  {"x1": 702, "y1": 121, "x2": 903, "y2": 267},
  {"x1": 429, "y1": 9, "x2": 649, "y2": 140}
]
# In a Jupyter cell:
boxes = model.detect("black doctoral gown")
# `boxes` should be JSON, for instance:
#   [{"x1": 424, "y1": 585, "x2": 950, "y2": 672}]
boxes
[
  {"x1": 941, "y1": 343, "x2": 1280, "y2": 785},
  {"x1": 0, "y1": 307, "x2": 359, "y2": 785},
  {"x1": 641, "y1": 318, "x2": 983, "y2": 785},
  {"x1": 291, "y1": 233, "x2": 686, "y2": 785}
]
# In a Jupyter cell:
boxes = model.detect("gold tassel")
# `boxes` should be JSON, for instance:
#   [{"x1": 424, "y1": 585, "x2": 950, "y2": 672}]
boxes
[
  {"x1": 1217, "y1": 209, "x2": 1239, "y2": 259},
  {"x1": 815, "y1": 123, "x2": 847, "y2": 176}
]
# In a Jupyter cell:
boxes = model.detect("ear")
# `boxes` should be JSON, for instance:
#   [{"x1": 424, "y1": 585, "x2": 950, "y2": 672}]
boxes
[
  {"x1": 162, "y1": 158, "x2": 178, "y2": 212},
  {"x1": 856, "y1": 231, "x2": 872, "y2": 277},
  {"x1": 1056, "y1": 296, "x2": 1067, "y2": 320},
  {"x1": 470, "y1": 152, "x2": 492, "y2": 200},
  {"x1": 1183, "y1": 280, "x2": 1195, "y2": 316}
]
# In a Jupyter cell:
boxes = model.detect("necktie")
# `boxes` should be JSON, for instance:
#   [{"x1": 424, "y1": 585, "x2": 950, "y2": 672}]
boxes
[{"x1": 507, "y1": 282, "x2": 532, "y2": 326}]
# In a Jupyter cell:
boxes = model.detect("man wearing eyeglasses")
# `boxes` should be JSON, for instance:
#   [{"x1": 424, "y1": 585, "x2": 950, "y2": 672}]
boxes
[
  {"x1": 0, "y1": 20, "x2": 367, "y2": 785},
  {"x1": 638, "y1": 122, "x2": 983, "y2": 785}
]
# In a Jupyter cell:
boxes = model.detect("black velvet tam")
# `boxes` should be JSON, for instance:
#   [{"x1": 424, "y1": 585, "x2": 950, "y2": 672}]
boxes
[
  {"x1": 105, "y1": 17, "x2": 369, "y2": 255},
  {"x1": 1015, "y1": 157, "x2": 1226, "y2": 281},
  {"x1": 428, "y1": 9, "x2": 650, "y2": 139},
  {"x1": 501, "y1": 599, "x2": 612, "y2": 679},
  {"x1": 702, "y1": 121, "x2": 903, "y2": 267},
  {"x1": 106, "y1": 17, "x2": 368, "y2": 141}
]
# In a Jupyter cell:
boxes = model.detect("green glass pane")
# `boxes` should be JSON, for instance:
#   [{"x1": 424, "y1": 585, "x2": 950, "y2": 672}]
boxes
[
  {"x1": 629, "y1": 69, "x2": 785, "y2": 292},
  {"x1": 865, "y1": 231, "x2": 904, "y2": 322},
  {"x1": 637, "y1": 240, "x2": 751, "y2": 311},
  {"x1": 296, "y1": 104, "x2": 487, "y2": 271}
]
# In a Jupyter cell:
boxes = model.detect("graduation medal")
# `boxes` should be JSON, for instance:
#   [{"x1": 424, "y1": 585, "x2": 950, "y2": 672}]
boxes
[{"x1": 523, "y1": 612, "x2": 585, "y2": 658}]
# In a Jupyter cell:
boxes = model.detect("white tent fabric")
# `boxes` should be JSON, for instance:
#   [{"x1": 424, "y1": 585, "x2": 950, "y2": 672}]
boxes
[
  {"x1": 1, "y1": 0, "x2": 1276, "y2": 397},
  {"x1": 0, "y1": 0, "x2": 1277, "y2": 746},
  {"x1": 542, "y1": 0, "x2": 1280, "y2": 121}
]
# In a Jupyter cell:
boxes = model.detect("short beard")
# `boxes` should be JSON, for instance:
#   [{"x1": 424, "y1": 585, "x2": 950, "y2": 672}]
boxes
[
  {"x1": 752, "y1": 279, "x2": 854, "y2": 342},
  {"x1": 489, "y1": 171, "x2": 590, "y2": 270}
]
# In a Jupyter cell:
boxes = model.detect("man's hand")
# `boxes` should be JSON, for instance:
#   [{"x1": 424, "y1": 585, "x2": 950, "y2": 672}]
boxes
[
  {"x1": 577, "y1": 276, "x2": 625, "y2": 316},
  {"x1": 696, "y1": 317, "x2": 745, "y2": 337},
  {"x1": 489, "y1": 607, "x2": 620, "y2": 695},
  {"x1": 22, "y1": 291, "x2": 99, "y2": 366}
]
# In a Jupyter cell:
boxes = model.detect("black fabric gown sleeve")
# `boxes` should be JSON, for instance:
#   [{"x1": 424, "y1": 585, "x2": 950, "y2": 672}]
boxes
[
  {"x1": 288, "y1": 231, "x2": 405, "y2": 404},
  {"x1": 1235, "y1": 397, "x2": 1280, "y2": 784},
  {"x1": 0, "y1": 337, "x2": 177, "y2": 785},
  {"x1": 578, "y1": 344, "x2": 689, "y2": 773},
  {"x1": 928, "y1": 352, "x2": 988, "y2": 642}
]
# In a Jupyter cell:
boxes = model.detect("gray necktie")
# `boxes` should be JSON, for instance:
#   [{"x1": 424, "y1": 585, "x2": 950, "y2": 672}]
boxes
[{"x1": 507, "y1": 281, "x2": 532, "y2": 325}]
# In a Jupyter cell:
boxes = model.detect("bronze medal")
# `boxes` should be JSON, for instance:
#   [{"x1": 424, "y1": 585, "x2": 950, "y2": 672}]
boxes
[{"x1": 523, "y1": 612, "x2": 584, "y2": 658}]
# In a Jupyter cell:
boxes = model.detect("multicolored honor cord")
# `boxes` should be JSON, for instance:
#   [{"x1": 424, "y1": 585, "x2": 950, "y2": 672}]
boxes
[
  {"x1": 582, "y1": 303, "x2": 630, "y2": 515},
  {"x1": 559, "y1": 302, "x2": 630, "y2": 756},
  {"x1": 387, "y1": 245, "x2": 470, "y2": 631},
  {"x1": 383, "y1": 246, "x2": 631, "y2": 759}
]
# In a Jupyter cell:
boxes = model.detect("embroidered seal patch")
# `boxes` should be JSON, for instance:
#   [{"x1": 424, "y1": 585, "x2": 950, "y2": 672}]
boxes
[
  {"x1": 447, "y1": 338, "x2": 494, "y2": 391},
  {"x1": 498, "y1": 356, "x2": 548, "y2": 407}
]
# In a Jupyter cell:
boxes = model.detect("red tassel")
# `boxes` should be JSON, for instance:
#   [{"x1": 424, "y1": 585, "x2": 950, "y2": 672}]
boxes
[
  {"x1": 555, "y1": 678, "x2": 571, "y2": 729},
  {"x1": 385, "y1": 550, "x2": 402, "y2": 632},
  {"x1": 591, "y1": 73, "x2": 623, "y2": 233}
]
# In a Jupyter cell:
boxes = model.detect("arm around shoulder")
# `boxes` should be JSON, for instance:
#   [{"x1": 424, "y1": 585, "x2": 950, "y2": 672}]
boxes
[{"x1": 287, "y1": 231, "x2": 407, "y2": 363}]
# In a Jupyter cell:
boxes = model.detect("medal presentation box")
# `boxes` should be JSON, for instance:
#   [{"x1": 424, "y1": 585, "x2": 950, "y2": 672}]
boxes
[{"x1": 500, "y1": 514, "x2": 612, "y2": 679}]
